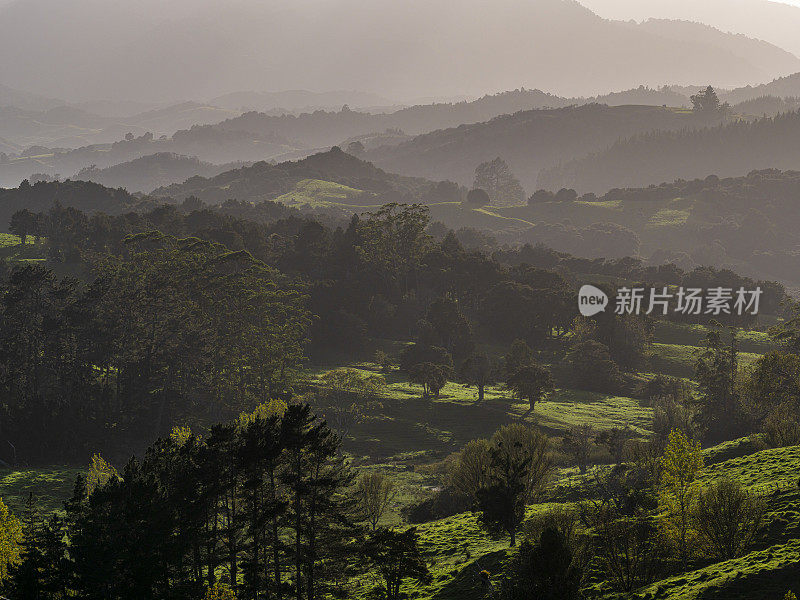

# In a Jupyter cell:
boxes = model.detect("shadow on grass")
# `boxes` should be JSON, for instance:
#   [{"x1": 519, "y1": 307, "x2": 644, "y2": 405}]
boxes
[
  {"x1": 431, "y1": 550, "x2": 508, "y2": 600},
  {"x1": 346, "y1": 398, "x2": 519, "y2": 460}
]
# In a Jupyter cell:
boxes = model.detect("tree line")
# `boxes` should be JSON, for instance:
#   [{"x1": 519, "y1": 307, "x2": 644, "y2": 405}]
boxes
[
  {"x1": 0, "y1": 401, "x2": 436, "y2": 600},
  {"x1": 0, "y1": 234, "x2": 308, "y2": 464}
]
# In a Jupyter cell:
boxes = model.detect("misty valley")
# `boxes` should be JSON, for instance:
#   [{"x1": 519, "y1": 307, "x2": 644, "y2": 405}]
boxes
[{"x1": 0, "y1": 1, "x2": 800, "y2": 599}]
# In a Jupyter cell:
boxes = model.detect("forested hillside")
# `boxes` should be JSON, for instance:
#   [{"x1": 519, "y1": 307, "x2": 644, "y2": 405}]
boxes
[
  {"x1": 74, "y1": 153, "x2": 248, "y2": 193},
  {"x1": 10, "y1": 153, "x2": 800, "y2": 287},
  {"x1": 0, "y1": 129, "x2": 298, "y2": 189},
  {"x1": 150, "y1": 147, "x2": 441, "y2": 207},
  {"x1": 538, "y1": 110, "x2": 800, "y2": 192},
  {"x1": 0, "y1": 197, "x2": 797, "y2": 599},
  {"x1": 366, "y1": 104, "x2": 717, "y2": 190}
]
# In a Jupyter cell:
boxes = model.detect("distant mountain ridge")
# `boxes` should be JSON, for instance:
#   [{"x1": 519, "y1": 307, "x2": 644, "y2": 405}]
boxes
[
  {"x1": 0, "y1": 102, "x2": 244, "y2": 150},
  {"x1": 722, "y1": 72, "x2": 800, "y2": 105},
  {"x1": 364, "y1": 104, "x2": 715, "y2": 191},
  {"x1": 0, "y1": 0, "x2": 797, "y2": 102},
  {"x1": 579, "y1": 0, "x2": 800, "y2": 57},
  {"x1": 209, "y1": 90, "x2": 397, "y2": 112},
  {"x1": 73, "y1": 153, "x2": 250, "y2": 194}
]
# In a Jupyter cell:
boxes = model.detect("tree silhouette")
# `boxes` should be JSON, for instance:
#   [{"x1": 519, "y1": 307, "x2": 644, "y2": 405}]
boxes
[{"x1": 473, "y1": 157, "x2": 525, "y2": 206}]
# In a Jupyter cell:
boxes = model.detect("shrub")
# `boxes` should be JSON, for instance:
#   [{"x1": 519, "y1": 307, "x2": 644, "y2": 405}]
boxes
[
  {"x1": 409, "y1": 362, "x2": 449, "y2": 398},
  {"x1": 464, "y1": 188, "x2": 490, "y2": 207},
  {"x1": 355, "y1": 472, "x2": 397, "y2": 531},
  {"x1": 638, "y1": 374, "x2": 688, "y2": 403},
  {"x1": 401, "y1": 488, "x2": 472, "y2": 524},
  {"x1": 693, "y1": 478, "x2": 765, "y2": 560},
  {"x1": 652, "y1": 396, "x2": 697, "y2": 448},
  {"x1": 562, "y1": 424, "x2": 594, "y2": 473},
  {"x1": 566, "y1": 340, "x2": 622, "y2": 393},
  {"x1": 497, "y1": 528, "x2": 584, "y2": 599},
  {"x1": 374, "y1": 349, "x2": 393, "y2": 373},
  {"x1": 523, "y1": 506, "x2": 585, "y2": 555},
  {"x1": 0, "y1": 498, "x2": 22, "y2": 582},
  {"x1": 448, "y1": 439, "x2": 491, "y2": 500},
  {"x1": 763, "y1": 403, "x2": 800, "y2": 448},
  {"x1": 596, "y1": 425, "x2": 636, "y2": 464},
  {"x1": 584, "y1": 504, "x2": 662, "y2": 592}
]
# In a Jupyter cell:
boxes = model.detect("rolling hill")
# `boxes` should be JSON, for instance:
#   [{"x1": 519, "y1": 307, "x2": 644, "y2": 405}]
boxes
[
  {"x1": 149, "y1": 146, "x2": 437, "y2": 206},
  {"x1": 0, "y1": 128, "x2": 299, "y2": 189},
  {"x1": 73, "y1": 153, "x2": 249, "y2": 193},
  {"x1": 505, "y1": 167, "x2": 800, "y2": 285},
  {"x1": 10, "y1": 149, "x2": 800, "y2": 288},
  {"x1": 722, "y1": 72, "x2": 800, "y2": 105},
  {"x1": 365, "y1": 104, "x2": 714, "y2": 191},
  {"x1": 208, "y1": 90, "x2": 398, "y2": 112},
  {"x1": 0, "y1": 101, "x2": 244, "y2": 150},
  {"x1": 537, "y1": 109, "x2": 800, "y2": 193}
]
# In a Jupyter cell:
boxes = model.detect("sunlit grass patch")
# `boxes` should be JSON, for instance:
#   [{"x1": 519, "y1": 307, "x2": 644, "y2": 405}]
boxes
[
  {"x1": 516, "y1": 388, "x2": 653, "y2": 438},
  {"x1": 646, "y1": 207, "x2": 691, "y2": 228},
  {"x1": 633, "y1": 540, "x2": 800, "y2": 600},
  {"x1": 0, "y1": 466, "x2": 82, "y2": 515},
  {"x1": 273, "y1": 178, "x2": 374, "y2": 207},
  {"x1": 0, "y1": 232, "x2": 36, "y2": 247}
]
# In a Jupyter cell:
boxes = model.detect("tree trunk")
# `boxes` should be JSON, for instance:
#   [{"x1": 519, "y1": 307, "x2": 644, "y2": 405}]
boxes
[{"x1": 270, "y1": 470, "x2": 282, "y2": 599}]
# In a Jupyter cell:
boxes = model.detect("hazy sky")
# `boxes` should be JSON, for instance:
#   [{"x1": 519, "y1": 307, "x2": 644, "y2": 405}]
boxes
[{"x1": 2, "y1": 0, "x2": 800, "y2": 103}]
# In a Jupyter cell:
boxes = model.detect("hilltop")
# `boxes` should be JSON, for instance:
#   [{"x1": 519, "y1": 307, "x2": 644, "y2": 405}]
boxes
[
  {"x1": 73, "y1": 153, "x2": 249, "y2": 193},
  {"x1": 150, "y1": 147, "x2": 439, "y2": 207},
  {"x1": 365, "y1": 104, "x2": 712, "y2": 191},
  {"x1": 0, "y1": 128, "x2": 298, "y2": 189}
]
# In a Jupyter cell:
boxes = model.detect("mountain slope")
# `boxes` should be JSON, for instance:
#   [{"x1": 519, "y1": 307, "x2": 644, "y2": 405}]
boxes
[
  {"x1": 722, "y1": 72, "x2": 800, "y2": 104},
  {"x1": 208, "y1": 90, "x2": 397, "y2": 112},
  {"x1": 73, "y1": 153, "x2": 246, "y2": 193},
  {"x1": 635, "y1": 18, "x2": 800, "y2": 76},
  {"x1": 0, "y1": 102, "x2": 244, "y2": 150},
  {"x1": 579, "y1": 0, "x2": 800, "y2": 57},
  {"x1": 150, "y1": 147, "x2": 437, "y2": 205},
  {"x1": 364, "y1": 104, "x2": 714, "y2": 192},
  {"x1": 537, "y1": 110, "x2": 800, "y2": 193},
  {"x1": 0, "y1": 0, "x2": 796, "y2": 102}
]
